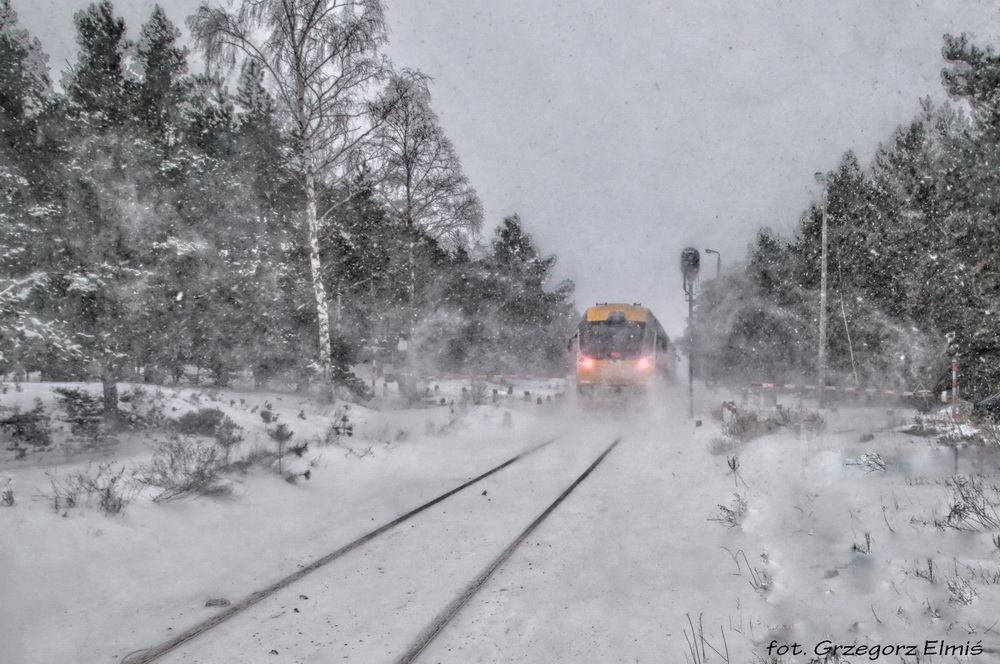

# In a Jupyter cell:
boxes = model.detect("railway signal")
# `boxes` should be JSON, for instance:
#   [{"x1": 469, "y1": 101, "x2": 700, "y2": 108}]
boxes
[
  {"x1": 681, "y1": 247, "x2": 700, "y2": 293},
  {"x1": 681, "y1": 247, "x2": 700, "y2": 418}
]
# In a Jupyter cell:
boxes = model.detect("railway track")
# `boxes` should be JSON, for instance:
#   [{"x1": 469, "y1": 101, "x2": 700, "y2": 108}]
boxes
[{"x1": 121, "y1": 434, "x2": 623, "y2": 664}]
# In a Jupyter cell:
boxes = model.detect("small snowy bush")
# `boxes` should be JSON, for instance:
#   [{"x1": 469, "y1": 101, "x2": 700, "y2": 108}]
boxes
[
  {"x1": 53, "y1": 387, "x2": 103, "y2": 436},
  {"x1": 173, "y1": 408, "x2": 226, "y2": 436},
  {"x1": 467, "y1": 380, "x2": 489, "y2": 406},
  {"x1": 937, "y1": 476, "x2": 1000, "y2": 531},
  {"x1": 947, "y1": 576, "x2": 978, "y2": 605},
  {"x1": 171, "y1": 409, "x2": 243, "y2": 463},
  {"x1": 0, "y1": 400, "x2": 51, "y2": 457},
  {"x1": 117, "y1": 385, "x2": 165, "y2": 427},
  {"x1": 319, "y1": 405, "x2": 353, "y2": 445},
  {"x1": 712, "y1": 493, "x2": 748, "y2": 529},
  {"x1": 42, "y1": 462, "x2": 136, "y2": 516},
  {"x1": 720, "y1": 406, "x2": 822, "y2": 442},
  {"x1": 139, "y1": 436, "x2": 231, "y2": 502},
  {"x1": 54, "y1": 387, "x2": 116, "y2": 454},
  {"x1": 268, "y1": 423, "x2": 308, "y2": 476},
  {"x1": 229, "y1": 444, "x2": 277, "y2": 473},
  {"x1": 212, "y1": 417, "x2": 244, "y2": 463}
]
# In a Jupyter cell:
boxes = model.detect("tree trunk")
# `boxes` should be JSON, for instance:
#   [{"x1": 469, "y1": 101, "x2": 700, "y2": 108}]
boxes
[
  {"x1": 305, "y1": 165, "x2": 333, "y2": 384},
  {"x1": 101, "y1": 369, "x2": 119, "y2": 426},
  {"x1": 408, "y1": 239, "x2": 416, "y2": 303},
  {"x1": 335, "y1": 281, "x2": 342, "y2": 333},
  {"x1": 212, "y1": 359, "x2": 230, "y2": 388}
]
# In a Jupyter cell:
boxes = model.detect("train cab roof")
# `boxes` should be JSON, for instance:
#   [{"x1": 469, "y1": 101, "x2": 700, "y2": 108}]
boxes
[{"x1": 584, "y1": 303, "x2": 654, "y2": 323}]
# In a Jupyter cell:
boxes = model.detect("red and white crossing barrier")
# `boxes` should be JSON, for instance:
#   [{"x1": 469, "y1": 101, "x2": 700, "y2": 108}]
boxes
[
  {"x1": 412, "y1": 374, "x2": 563, "y2": 382},
  {"x1": 749, "y1": 383, "x2": 932, "y2": 398}
]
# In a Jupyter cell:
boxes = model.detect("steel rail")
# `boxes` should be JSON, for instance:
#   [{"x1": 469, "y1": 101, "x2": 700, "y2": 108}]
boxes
[
  {"x1": 394, "y1": 436, "x2": 623, "y2": 664},
  {"x1": 121, "y1": 436, "x2": 561, "y2": 664}
]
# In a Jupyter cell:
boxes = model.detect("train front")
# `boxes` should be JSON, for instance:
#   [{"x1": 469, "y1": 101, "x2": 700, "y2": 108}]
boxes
[{"x1": 572, "y1": 304, "x2": 672, "y2": 397}]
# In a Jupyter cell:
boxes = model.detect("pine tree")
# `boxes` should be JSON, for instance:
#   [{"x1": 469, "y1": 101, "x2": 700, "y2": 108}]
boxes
[
  {"x1": 0, "y1": 0, "x2": 52, "y2": 274},
  {"x1": 942, "y1": 33, "x2": 1000, "y2": 122},
  {"x1": 63, "y1": 0, "x2": 133, "y2": 126},
  {"x1": 0, "y1": 0, "x2": 48, "y2": 152},
  {"x1": 419, "y1": 215, "x2": 575, "y2": 373},
  {"x1": 37, "y1": 2, "x2": 162, "y2": 417},
  {"x1": 134, "y1": 5, "x2": 188, "y2": 142}
]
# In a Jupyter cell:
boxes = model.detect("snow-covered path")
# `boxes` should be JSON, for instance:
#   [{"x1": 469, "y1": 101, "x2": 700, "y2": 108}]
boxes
[
  {"x1": 419, "y1": 404, "x2": 758, "y2": 663},
  {"x1": 126, "y1": 399, "x2": 756, "y2": 664},
  {"x1": 148, "y1": 417, "x2": 629, "y2": 663}
]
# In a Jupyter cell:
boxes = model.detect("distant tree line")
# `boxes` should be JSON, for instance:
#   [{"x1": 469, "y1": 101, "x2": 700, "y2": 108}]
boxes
[
  {"x1": 0, "y1": 0, "x2": 577, "y2": 414},
  {"x1": 695, "y1": 33, "x2": 1000, "y2": 402}
]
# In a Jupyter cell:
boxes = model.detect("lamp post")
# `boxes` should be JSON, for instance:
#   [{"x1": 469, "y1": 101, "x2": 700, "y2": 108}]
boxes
[
  {"x1": 814, "y1": 172, "x2": 829, "y2": 406},
  {"x1": 705, "y1": 249, "x2": 720, "y2": 278}
]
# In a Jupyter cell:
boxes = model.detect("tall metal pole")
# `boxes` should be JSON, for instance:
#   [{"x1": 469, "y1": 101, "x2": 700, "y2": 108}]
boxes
[
  {"x1": 815, "y1": 174, "x2": 829, "y2": 407},
  {"x1": 681, "y1": 248, "x2": 700, "y2": 419},
  {"x1": 688, "y1": 292, "x2": 695, "y2": 418}
]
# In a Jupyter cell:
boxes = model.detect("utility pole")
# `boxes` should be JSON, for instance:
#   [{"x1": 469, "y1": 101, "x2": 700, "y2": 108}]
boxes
[
  {"x1": 815, "y1": 173, "x2": 829, "y2": 407},
  {"x1": 681, "y1": 247, "x2": 701, "y2": 419}
]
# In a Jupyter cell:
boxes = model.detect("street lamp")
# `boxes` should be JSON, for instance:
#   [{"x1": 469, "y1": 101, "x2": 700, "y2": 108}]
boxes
[
  {"x1": 814, "y1": 172, "x2": 829, "y2": 406},
  {"x1": 704, "y1": 249, "x2": 720, "y2": 278}
]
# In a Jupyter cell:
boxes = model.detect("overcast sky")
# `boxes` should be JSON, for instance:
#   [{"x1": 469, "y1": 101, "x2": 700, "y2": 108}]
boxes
[{"x1": 16, "y1": 0, "x2": 1000, "y2": 334}]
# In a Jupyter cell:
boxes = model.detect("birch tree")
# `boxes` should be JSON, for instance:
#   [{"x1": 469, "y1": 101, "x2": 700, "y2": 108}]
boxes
[
  {"x1": 373, "y1": 71, "x2": 483, "y2": 249},
  {"x1": 188, "y1": 0, "x2": 396, "y2": 384}
]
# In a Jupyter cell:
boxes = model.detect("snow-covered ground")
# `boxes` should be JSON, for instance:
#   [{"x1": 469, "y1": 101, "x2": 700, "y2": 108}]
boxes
[{"x1": 3, "y1": 380, "x2": 1000, "y2": 663}]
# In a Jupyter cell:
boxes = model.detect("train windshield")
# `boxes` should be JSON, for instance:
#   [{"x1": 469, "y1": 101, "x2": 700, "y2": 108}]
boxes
[{"x1": 580, "y1": 320, "x2": 646, "y2": 359}]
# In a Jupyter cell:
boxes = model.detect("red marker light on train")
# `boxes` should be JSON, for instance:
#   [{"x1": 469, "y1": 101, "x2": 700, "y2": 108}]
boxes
[{"x1": 637, "y1": 356, "x2": 652, "y2": 371}]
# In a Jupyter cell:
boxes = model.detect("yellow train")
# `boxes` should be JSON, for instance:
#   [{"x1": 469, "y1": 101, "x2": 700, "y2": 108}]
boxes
[{"x1": 571, "y1": 303, "x2": 677, "y2": 396}]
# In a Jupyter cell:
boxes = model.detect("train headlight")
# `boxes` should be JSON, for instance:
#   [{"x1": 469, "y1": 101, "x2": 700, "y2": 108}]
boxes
[
  {"x1": 579, "y1": 356, "x2": 595, "y2": 369},
  {"x1": 637, "y1": 356, "x2": 652, "y2": 371}
]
